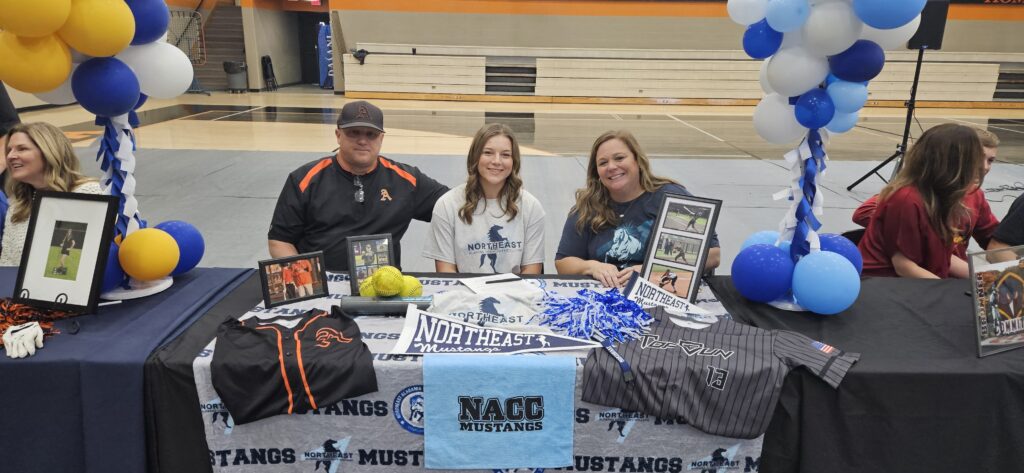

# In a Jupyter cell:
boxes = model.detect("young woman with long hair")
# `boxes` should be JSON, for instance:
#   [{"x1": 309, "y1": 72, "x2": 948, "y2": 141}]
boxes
[
  {"x1": 1, "y1": 122, "x2": 102, "y2": 265},
  {"x1": 858, "y1": 123, "x2": 986, "y2": 278},
  {"x1": 555, "y1": 130, "x2": 720, "y2": 288},
  {"x1": 423, "y1": 123, "x2": 545, "y2": 274}
]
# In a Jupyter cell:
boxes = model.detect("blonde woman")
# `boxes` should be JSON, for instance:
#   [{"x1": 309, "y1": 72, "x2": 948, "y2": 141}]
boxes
[
  {"x1": 423, "y1": 123, "x2": 545, "y2": 274},
  {"x1": 1, "y1": 122, "x2": 102, "y2": 265},
  {"x1": 555, "y1": 130, "x2": 720, "y2": 288}
]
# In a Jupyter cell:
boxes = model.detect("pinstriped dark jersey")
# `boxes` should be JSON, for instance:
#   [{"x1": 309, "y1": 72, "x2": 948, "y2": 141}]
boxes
[
  {"x1": 581, "y1": 308, "x2": 859, "y2": 439},
  {"x1": 212, "y1": 307, "x2": 378, "y2": 425}
]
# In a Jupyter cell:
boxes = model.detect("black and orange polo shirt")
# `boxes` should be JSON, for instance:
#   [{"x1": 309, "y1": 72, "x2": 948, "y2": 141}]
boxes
[{"x1": 269, "y1": 155, "x2": 448, "y2": 271}]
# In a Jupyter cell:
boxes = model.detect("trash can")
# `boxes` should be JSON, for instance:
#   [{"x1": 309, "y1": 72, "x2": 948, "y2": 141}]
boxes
[{"x1": 223, "y1": 61, "x2": 248, "y2": 93}]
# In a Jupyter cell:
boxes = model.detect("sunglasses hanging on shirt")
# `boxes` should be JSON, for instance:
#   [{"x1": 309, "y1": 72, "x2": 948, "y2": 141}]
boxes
[{"x1": 354, "y1": 175, "x2": 365, "y2": 203}]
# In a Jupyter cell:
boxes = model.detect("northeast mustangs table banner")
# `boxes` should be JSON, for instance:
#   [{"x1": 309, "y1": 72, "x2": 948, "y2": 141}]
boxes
[
  {"x1": 192, "y1": 273, "x2": 762, "y2": 472},
  {"x1": 423, "y1": 355, "x2": 575, "y2": 469}
]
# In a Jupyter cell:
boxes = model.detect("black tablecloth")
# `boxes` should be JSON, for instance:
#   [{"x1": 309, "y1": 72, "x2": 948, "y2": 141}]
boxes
[
  {"x1": 0, "y1": 267, "x2": 251, "y2": 473},
  {"x1": 709, "y1": 276, "x2": 1024, "y2": 473},
  {"x1": 146, "y1": 271, "x2": 262, "y2": 473}
]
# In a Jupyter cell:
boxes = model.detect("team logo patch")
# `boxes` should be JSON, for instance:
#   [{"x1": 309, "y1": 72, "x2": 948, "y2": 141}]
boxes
[
  {"x1": 380, "y1": 189, "x2": 393, "y2": 201},
  {"x1": 315, "y1": 327, "x2": 352, "y2": 348},
  {"x1": 302, "y1": 437, "x2": 353, "y2": 472},
  {"x1": 355, "y1": 104, "x2": 371, "y2": 120},
  {"x1": 811, "y1": 341, "x2": 835, "y2": 354},
  {"x1": 200, "y1": 397, "x2": 234, "y2": 435},
  {"x1": 393, "y1": 385, "x2": 425, "y2": 434},
  {"x1": 689, "y1": 445, "x2": 741, "y2": 471}
]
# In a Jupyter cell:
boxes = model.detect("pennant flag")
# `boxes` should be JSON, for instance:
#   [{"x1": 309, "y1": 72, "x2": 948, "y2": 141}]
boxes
[
  {"x1": 623, "y1": 273, "x2": 720, "y2": 328},
  {"x1": 393, "y1": 306, "x2": 599, "y2": 355}
]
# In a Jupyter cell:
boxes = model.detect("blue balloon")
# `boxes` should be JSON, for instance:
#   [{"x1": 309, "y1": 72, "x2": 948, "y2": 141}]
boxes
[
  {"x1": 102, "y1": 243, "x2": 126, "y2": 293},
  {"x1": 732, "y1": 245, "x2": 795, "y2": 303},
  {"x1": 743, "y1": 19, "x2": 783, "y2": 60},
  {"x1": 765, "y1": 0, "x2": 810, "y2": 33},
  {"x1": 741, "y1": 230, "x2": 781, "y2": 250},
  {"x1": 827, "y1": 80, "x2": 869, "y2": 113},
  {"x1": 134, "y1": 93, "x2": 148, "y2": 110},
  {"x1": 829, "y1": 40, "x2": 886, "y2": 83},
  {"x1": 819, "y1": 233, "x2": 863, "y2": 274},
  {"x1": 155, "y1": 220, "x2": 205, "y2": 276},
  {"x1": 853, "y1": 0, "x2": 926, "y2": 30},
  {"x1": 127, "y1": 0, "x2": 171, "y2": 45},
  {"x1": 826, "y1": 111, "x2": 859, "y2": 133},
  {"x1": 792, "y1": 251, "x2": 860, "y2": 315},
  {"x1": 72, "y1": 58, "x2": 141, "y2": 118},
  {"x1": 795, "y1": 89, "x2": 836, "y2": 129},
  {"x1": 779, "y1": 240, "x2": 792, "y2": 254}
]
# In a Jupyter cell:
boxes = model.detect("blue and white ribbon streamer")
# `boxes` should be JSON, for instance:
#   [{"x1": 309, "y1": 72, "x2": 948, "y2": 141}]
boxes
[
  {"x1": 96, "y1": 112, "x2": 145, "y2": 239},
  {"x1": 533, "y1": 288, "x2": 652, "y2": 343},
  {"x1": 773, "y1": 130, "x2": 828, "y2": 261}
]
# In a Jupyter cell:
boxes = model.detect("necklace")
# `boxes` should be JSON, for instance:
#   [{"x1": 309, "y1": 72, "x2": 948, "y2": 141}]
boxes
[{"x1": 616, "y1": 193, "x2": 645, "y2": 219}]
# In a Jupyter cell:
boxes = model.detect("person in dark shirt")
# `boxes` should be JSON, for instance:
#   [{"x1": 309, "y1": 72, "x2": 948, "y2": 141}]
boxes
[
  {"x1": 268, "y1": 101, "x2": 448, "y2": 271},
  {"x1": 988, "y1": 193, "x2": 1024, "y2": 262},
  {"x1": 858, "y1": 124, "x2": 986, "y2": 278},
  {"x1": 555, "y1": 130, "x2": 720, "y2": 287}
]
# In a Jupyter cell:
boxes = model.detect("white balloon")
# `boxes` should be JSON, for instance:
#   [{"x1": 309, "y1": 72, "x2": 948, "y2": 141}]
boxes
[
  {"x1": 861, "y1": 14, "x2": 920, "y2": 50},
  {"x1": 766, "y1": 47, "x2": 830, "y2": 97},
  {"x1": 117, "y1": 42, "x2": 194, "y2": 99},
  {"x1": 781, "y1": 28, "x2": 804, "y2": 49},
  {"x1": 759, "y1": 59, "x2": 774, "y2": 94},
  {"x1": 34, "y1": 64, "x2": 78, "y2": 105},
  {"x1": 754, "y1": 93, "x2": 807, "y2": 144},
  {"x1": 728, "y1": 0, "x2": 769, "y2": 25},
  {"x1": 802, "y1": 2, "x2": 863, "y2": 56}
]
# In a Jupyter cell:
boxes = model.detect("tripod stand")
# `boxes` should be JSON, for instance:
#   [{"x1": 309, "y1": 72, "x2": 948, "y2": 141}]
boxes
[{"x1": 847, "y1": 46, "x2": 926, "y2": 191}]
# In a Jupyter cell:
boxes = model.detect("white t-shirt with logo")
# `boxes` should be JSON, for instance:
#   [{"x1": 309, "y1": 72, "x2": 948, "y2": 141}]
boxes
[{"x1": 422, "y1": 184, "x2": 545, "y2": 274}]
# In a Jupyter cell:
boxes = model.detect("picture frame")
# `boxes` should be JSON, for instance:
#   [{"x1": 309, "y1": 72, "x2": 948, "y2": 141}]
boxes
[
  {"x1": 257, "y1": 251, "x2": 329, "y2": 308},
  {"x1": 347, "y1": 234, "x2": 394, "y2": 294},
  {"x1": 639, "y1": 193, "x2": 722, "y2": 302},
  {"x1": 968, "y1": 245, "x2": 1024, "y2": 357},
  {"x1": 14, "y1": 191, "x2": 118, "y2": 314}
]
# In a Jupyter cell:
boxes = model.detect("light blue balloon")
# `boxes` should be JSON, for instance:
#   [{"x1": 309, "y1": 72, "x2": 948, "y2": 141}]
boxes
[
  {"x1": 765, "y1": 0, "x2": 810, "y2": 33},
  {"x1": 853, "y1": 0, "x2": 926, "y2": 30},
  {"x1": 792, "y1": 251, "x2": 861, "y2": 315},
  {"x1": 825, "y1": 111, "x2": 859, "y2": 133},
  {"x1": 827, "y1": 80, "x2": 869, "y2": 114},
  {"x1": 741, "y1": 230, "x2": 781, "y2": 250}
]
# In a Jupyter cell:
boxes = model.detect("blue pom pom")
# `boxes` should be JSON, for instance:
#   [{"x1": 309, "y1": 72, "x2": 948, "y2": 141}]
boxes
[{"x1": 535, "y1": 288, "x2": 652, "y2": 342}]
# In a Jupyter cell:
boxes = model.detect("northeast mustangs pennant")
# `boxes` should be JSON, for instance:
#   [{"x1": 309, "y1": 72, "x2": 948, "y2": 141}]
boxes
[
  {"x1": 623, "y1": 273, "x2": 720, "y2": 329},
  {"x1": 392, "y1": 306, "x2": 600, "y2": 355}
]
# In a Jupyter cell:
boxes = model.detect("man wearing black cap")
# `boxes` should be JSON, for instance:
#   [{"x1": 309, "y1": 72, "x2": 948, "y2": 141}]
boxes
[{"x1": 268, "y1": 100, "x2": 448, "y2": 271}]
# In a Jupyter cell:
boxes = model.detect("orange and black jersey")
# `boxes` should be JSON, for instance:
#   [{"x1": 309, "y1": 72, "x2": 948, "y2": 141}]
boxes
[
  {"x1": 269, "y1": 155, "x2": 448, "y2": 271},
  {"x1": 211, "y1": 307, "x2": 377, "y2": 425}
]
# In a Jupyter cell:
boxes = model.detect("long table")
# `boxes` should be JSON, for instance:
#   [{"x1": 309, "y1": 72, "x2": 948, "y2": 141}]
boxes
[
  {"x1": 147, "y1": 273, "x2": 764, "y2": 473},
  {"x1": 709, "y1": 276, "x2": 1024, "y2": 473},
  {"x1": 0, "y1": 267, "x2": 252, "y2": 473}
]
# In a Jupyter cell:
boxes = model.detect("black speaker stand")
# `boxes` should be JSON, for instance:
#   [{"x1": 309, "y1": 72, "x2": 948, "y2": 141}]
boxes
[{"x1": 847, "y1": 46, "x2": 926, "y2": 191}]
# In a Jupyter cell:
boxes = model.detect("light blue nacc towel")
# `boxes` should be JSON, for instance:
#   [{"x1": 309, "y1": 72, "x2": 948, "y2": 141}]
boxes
[{"x1": 423, "y1": 354, "x2": 576, "y2": 469}]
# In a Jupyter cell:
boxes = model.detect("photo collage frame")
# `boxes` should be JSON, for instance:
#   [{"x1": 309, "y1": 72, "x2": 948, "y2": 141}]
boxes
[{"x1": 640, "y1": 193, "x2": 722, "y2": 302}]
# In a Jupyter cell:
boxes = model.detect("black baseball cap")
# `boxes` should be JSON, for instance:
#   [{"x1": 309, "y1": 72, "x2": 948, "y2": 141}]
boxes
[{"x1": 337, "y1": 100, "x2": 384, "y2": 133}]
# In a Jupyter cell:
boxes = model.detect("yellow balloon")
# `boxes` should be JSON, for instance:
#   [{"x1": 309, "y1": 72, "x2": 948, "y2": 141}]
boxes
[
  {"x1": 0, "y1": 0, "x2": 72, "y2": 37},
  {"x1": 119, "y1": 228, "x2": 180, "y2": 281},
  {"x1": 0, "y1": 32, "x2": 72, "y2": 94},
  {"x1": 58, "y1": 0, "x2": 134, "y2": 57}
]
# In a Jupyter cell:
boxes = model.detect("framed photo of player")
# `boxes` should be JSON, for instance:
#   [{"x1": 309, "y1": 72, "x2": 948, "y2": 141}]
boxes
[
  {"x1": 13, "y1": 191, "x2": 118, "y2": 314},
  {"x1": 258, "y1": 252, "x2": 329, "y2": 308},
  {"x1": 640, "y1": 193, "x2": 721, "y2": 302},
  {"x1": 969, "y1": 245, "x2": 1024, "y2": 357},
  {"x1": 346, "y1": 234, "x2": 394, "y2": 294}
]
